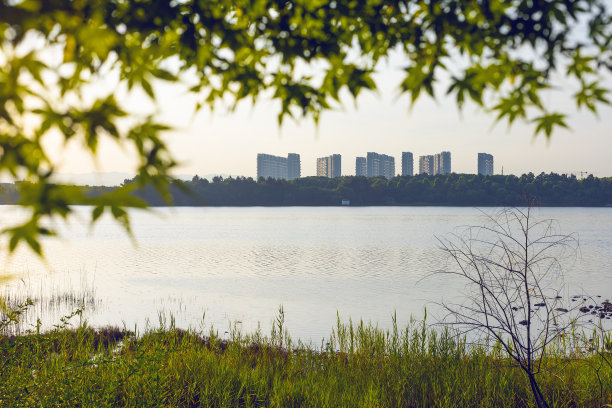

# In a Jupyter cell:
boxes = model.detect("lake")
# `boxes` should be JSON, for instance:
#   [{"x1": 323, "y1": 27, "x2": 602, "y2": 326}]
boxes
[{"x1": 1, "y1": 206, "x2": 611, "y2": 343}]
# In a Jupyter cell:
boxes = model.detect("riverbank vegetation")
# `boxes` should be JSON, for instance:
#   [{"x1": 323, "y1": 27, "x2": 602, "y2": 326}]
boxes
[
  {"x1": 3, "y1": 172, "x2": 612, "y2": 208},
  {"x1": 179, "y1": 172, "x2": 612, "y2": 206},
  {"x1": 1, "y1": 309, "x2": 611, "y2": 407}
]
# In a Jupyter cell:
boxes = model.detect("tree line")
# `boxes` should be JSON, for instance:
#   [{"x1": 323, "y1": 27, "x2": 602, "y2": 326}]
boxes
[
  {"x1": 2, "y1": 172, "x2": 611, "y2": 207},
  {"x1": 134, "y1": 173, "x2": 612, "y2": 206}
]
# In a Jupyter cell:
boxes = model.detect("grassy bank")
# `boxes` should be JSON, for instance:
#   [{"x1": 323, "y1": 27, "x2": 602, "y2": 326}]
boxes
[{"x1": 1, "y1": 312, "x2": 611, "y2": 408}]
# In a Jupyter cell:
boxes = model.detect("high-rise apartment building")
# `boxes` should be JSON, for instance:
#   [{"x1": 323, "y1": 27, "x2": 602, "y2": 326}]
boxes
[
  {"x1": 401, "y1": 152, "x2": 414, "y2": 176},
  {"x1": 317, "y1": 157, "x2": 328, "y2": 177},
  {"x1": 366, "y1": 152, "x2": 380, "y2": 177},
  {"x1": 366, "y1": 152, "x2": 395, "y2": 179},
  {"x1": 478, "y1": 153, "x2": 494, "y2": 176},
  {"x1": 257, "y1": 153, "x2": 301, "y2": 180},
  {"x1": 287, "y1": 153, "x2": 301, "y2": 180},
  {"x1": 433, "y1": 151, "x2": 451, "y2": 175},
  {"x1": 420, "y1": 151, "x2": 451, "y2": 175},
  {"x1": 381, "y1": 155, "x2": 395, "y2": 179},
  {"x1": 257, "y1": 154, "x2": 286, "y2": 180},
  {"x1": 317, "y1": 154, "x2": 341, "y2": 178},
  {"x1": 331, "y1": 154, "x2": 341, "y2": 178},
  {"x1": 419, "y1": 155, "x2": 434, "y2": 175},
  {"x1": 356, "y1": 157, "x2": 367, "y2": 176}
]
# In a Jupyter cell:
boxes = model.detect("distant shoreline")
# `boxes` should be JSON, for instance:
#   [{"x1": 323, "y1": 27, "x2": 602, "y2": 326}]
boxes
[{"x1": 2, "y1": 172, "x2": 612, "y2": 207}]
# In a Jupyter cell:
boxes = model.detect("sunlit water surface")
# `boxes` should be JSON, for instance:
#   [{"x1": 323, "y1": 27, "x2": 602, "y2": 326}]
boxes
[{"x1": 1, "y1": 206, "x2": 611, "y2": 343}]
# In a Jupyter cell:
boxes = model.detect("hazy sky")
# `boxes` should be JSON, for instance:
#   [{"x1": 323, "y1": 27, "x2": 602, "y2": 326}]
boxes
[{"x1": 51, "y1": 54, "x2": 612, "y2": 179}]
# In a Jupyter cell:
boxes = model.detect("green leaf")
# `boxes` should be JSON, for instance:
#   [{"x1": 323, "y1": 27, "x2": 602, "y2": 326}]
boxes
[
  {"x1": 111, "y1": 206, "x2": 126, "y2": 219},
  {"x1": 566, "y1": 51, "x2": 596, "y2": 78},
  {"x1": 14, "y1": 0, "x2": 41, "y2": 12},
  {"x1": 141, "y1": 78, "x2": 155, "y2": 99},
  {"x1": 25, "y1": 236, "x2": 42, "y2": 256},
  {"x1": 492, "y1": 92, "x2": 526, "y2": 126},
  {"x1": 92, "y1": 205, "x2": 105, "y2": 222},
  {"x1": 400, "y1": 60, "x2": 438, "y2": 106},
  {"x1": 9, "y1": 234, "x2": 19, "y2": 253},
  {"x1": 532, "y1": 113, "x2": 569, "y2": 139},
  {"x1": 152, "y1": 69, "x2": 178, "y2": 82},
  {"x1": 574, "y1": 81, "x2": 610, "y2": 113}
]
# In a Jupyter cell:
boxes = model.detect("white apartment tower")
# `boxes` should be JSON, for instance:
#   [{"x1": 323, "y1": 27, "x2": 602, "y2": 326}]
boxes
[
  {"x1": 317, "y1": 154, "x2": 342, "y2": 178},
  {"x1": 355, "y1": 157, "x2": 367, "y2": 176},
  {"x1": 257, "y1": 153, "x2": 301, "y2": 180},
  {"x1": 419, "y1": 155, "x2": 434, "y2": 175},
  {"x1": 402, "y1": 152, "x2": 414, "y2": 176},
  {"x1": 434, "y1": 151, "x2": 451, "y2": 175},
  {"x1": 420, "y1": 151, "x2": 451, "y2": 175},
  {"x1": 366, "y1": 152, "x2": 395, "y2": 179},
  {"x1": 478, "y1": 153, "x2": 494, "y2": 176}
]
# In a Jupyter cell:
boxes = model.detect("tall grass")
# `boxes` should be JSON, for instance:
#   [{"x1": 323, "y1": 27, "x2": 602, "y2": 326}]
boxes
[
  {"x1": 1, "y1": 276, "x2": 99, "y2": 336},
  {"x1": 1, "y1": 305, "x2": 611, "y2": 407}
]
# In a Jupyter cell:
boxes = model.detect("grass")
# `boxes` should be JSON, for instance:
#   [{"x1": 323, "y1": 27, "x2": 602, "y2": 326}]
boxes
[
  {"x1": 1, "y1": 305, "x2": 611, "y2": 407},
  {"x1": 0, "y1": 276, "x2": 100, "y2": 336}
]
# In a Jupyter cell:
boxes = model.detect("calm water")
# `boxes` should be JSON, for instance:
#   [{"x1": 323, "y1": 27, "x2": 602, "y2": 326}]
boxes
[{"x1": 1, "y1": 206, "x2": 611, "y2": 342}]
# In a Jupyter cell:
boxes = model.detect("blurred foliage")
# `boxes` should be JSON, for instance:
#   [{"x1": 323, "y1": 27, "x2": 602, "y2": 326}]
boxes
[{"x1": 0, "y1": 0, "x2": 611, "y2": 254}]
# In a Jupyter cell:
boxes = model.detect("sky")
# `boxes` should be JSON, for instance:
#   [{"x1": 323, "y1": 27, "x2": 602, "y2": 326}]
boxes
[{"x1": 49, "y1": 52, "x2": 612, "y2": 182}]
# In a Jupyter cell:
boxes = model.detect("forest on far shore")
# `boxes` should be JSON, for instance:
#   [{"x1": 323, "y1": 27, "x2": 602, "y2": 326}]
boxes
[
  {"x1": 0, "y1": 172, "x2": 610, "y2": 207},
  {"x1": 3, "y1": 172, "x2": 608, "y2": 207}
]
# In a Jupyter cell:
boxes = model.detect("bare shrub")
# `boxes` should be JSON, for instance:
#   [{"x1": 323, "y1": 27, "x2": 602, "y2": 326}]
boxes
[{"x1": 436, "y1": 206, "x2": 580, "y2": 408}]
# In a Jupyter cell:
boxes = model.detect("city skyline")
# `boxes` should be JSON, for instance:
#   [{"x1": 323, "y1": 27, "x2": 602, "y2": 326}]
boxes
[
  {"x1": 254, "y1": 151, "x2": 499, "y2": 179},
  {"x1": 49, "y1": 149, "x2": 592, "y2": 185},
  {"x1": 40, "y1": 53, "x2": 612, "y2": 179}
]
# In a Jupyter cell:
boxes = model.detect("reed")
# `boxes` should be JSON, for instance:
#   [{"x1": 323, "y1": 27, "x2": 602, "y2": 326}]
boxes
[
  {"x1": 1, "y1": 277, "x2": 100, "y2": 336},
  {"x1": 1, "y1": 306, "x2": 610, "y2": 407}
]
